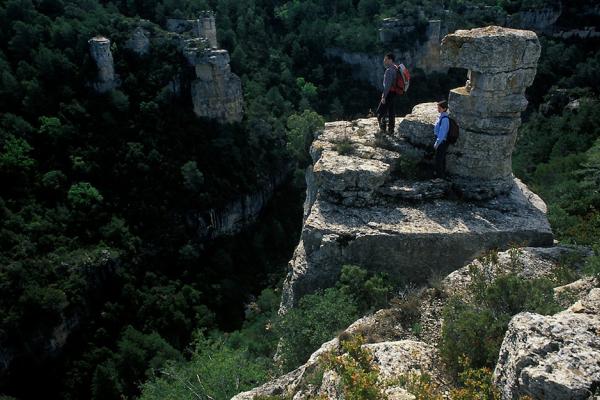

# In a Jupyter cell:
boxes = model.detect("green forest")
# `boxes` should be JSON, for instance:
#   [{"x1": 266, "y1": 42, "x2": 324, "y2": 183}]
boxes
[{"x1": 1, "y1": 0, "x2": 599, "y2": 399}]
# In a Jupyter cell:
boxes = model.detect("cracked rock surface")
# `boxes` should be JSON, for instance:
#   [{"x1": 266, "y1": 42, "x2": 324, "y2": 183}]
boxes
[
  {"x1": 280, "y1": 116, "x2": 553, "y2": 313},
  {"x1": 493, "y1": 288, "x2": 600, "y2": 400}
]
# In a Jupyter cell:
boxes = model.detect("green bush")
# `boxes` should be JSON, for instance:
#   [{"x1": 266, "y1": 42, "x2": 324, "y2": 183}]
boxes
[
  {"x1": 338, "y1": 264, "x2": 393, "y2": 313},
  {"x1": 139, "y1": 334, "x2": 269, "y2": 400},
  {"x1": 276, "y1": 287, "x2": 359, "y2": 371},
  {"x1": 321, "y1": 334, "x2": 386, "y2": 400},
  {"x1": 441, "y1": 264, "x2": 566, "y2": 374}
]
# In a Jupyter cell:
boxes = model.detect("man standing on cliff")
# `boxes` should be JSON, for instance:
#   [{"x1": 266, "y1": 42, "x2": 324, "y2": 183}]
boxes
[{"x1": 376, "y1": 53, "x2": 398, "y2": 134}]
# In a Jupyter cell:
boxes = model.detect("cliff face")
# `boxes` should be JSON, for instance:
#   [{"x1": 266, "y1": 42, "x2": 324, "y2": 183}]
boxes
[
  {"x1": 280, "y1": 26, "x2": 550, "y2": 313},
  {"x1": 192, "y1": 170, "x2": 289, "y2": 240}
]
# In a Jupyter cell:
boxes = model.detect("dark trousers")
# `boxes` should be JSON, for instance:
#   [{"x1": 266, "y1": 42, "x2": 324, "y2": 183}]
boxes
[
  {"x1": 434, "y1": 140, "x2": 449, "y2": 178},
  {"x1": 376, "y1": 92, "x2": 396, "y2": 133}
]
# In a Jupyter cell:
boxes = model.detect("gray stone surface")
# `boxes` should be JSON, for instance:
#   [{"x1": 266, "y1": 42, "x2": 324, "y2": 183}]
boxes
[
  {"x1": 279, "y1": 115, "x2": 553, "y2": 312},
  {"x1": 167, "y1": 11, "x2": 243, "y2": 123},
  {"x1": 88, "y1": 36, "x2": 119, "y2": 92},
  {"x1": 189, "y1": 48, "x2": 244, "y2": 123},
  {"x1": 231, "y1": 339, "x2": 444, "y2": 400},
  {"x1": 439, "y1": 26, "x2": 541, "y2": 199},
  {"x1": 440, "y1": 26, "x2": 541, "y2": 74},
  {"x1": 493, "y1": 288, "x2": 600, "y2": 400}
]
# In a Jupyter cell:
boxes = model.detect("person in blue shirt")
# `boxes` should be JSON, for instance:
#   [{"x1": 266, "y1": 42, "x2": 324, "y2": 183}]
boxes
[{"x1": 433, "y1": 100, "x2": 450, "y2": 179}]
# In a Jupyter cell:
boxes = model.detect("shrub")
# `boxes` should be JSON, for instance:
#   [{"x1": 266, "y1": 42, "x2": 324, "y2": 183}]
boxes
[
  {"x1": 320, "y1": 334, "x2": 386, "y2": 400},
  {"x1": 450, "y1": 360, "x2": 501, "y2": 400},
  {"x1": 139, "y1": 334, "x2": 269, "y2": 400},
  {"x1": 276, "y1": 287, "x2": 359, "y2": 371},
  {"x1": 440, "y1": 297, "x2": 510, "y2": 374},
  {"x1": 67, "y1": 182, "x2": 103, "y2": 210},
  {"x1": 333, "y1": 136, "x2": 355, "y2": 155},
  {"x1": 338, "y1": 264, "x2": 393, "y2": 313},
  {"x1": 441, "y1": 260, "x2": 565, "y2": 374}
]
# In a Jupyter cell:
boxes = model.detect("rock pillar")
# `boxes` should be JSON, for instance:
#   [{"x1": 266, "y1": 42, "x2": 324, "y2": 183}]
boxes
[
  {"x1": 440, "y1": 26, "x2": 541, "y2": 199},
  {"x1": 88, "y1": 36, "x2": 118, "y2": 93}
]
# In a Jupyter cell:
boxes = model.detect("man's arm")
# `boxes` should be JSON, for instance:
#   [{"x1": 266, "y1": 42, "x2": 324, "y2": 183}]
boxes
[
  {"x1": 382, "y1": 67, "x2": 395, "y2": 99},
  {"x1": 434, "y1": 117, "x2": 449, "y2": 148}
]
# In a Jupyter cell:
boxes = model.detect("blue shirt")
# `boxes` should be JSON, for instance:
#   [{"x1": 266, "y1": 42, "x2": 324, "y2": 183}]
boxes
[{"x1": 434, "y1": 111, "x2": 449, "y2": 148}]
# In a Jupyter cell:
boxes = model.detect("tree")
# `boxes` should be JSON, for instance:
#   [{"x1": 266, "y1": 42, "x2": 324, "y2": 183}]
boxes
[
  {"x1": 0, "y1": 135, "x2": 35, "y2": 171},
  {"x1": 67, "y1": 182, "x2": 103, "y2": 210},
  {"x1": 180, "y1": 160, "x2": 204, "y2": 192},
  {"x1": 286, "y1": 109, "x2": 324, "y2": 167}
]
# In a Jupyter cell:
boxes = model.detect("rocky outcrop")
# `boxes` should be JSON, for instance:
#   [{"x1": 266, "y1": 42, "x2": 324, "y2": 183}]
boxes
[
  {"x1": 280, "y1": 26, "x2": 550, "y2": 312},
  {"x1": 493, "y1": 287, "x2": 600, "y2": 400},
  {"x1": 232, "y1": 327, "x2": 448, "y2": 400},
  {"x1": 88, "y1": 36, "x2": 119, "y2": 92},
  {"x1": 232, "y1": 245, "x2": 589, "y2": 399},
  {"x1": 440, "y1": 26, "x2": 541, "y2": 199},
  {"x1": 186, "y1": 48, "x2": 244, "y2": 123},
  {"x1": 88, "y1": 12, "x2": 243, "y2": 122},
  {"x1": 168, "y1": 13, "x2": 244, "y2": 123},
  {"x1": 280, "y1": 118, "x2": 552, "y2": 313},
  {"x1": 166, "y1": 11, "x2": 218, "y2": 48}
]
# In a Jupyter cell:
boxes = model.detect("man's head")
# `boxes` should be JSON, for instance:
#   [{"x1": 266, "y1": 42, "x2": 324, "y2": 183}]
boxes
[
  {"x1": 383, "y1": 52, "x2": 395, "y2": 67},
  {"x1": 437, "y1": 100, "x2": 448, "y2": 113}
]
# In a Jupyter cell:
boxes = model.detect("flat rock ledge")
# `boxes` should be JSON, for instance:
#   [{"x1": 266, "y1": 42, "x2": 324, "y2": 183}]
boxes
[{"x1": 280, "y1": 116, "x2": 553, "y2": 313}]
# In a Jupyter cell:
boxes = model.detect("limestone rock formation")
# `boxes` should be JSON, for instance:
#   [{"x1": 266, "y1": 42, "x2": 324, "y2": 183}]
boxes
[
  {"x1": 168, "y1": 12, "x2": 243, "y2": 123},
  {"x1": 281, "y1": 26, "x2": 551, "y2": 312},
  {"x1": 440, "y1": 26, "x2": 541, "y2": 199},
  {"x1": 125, "y1": 26, "x2": 150, "y2": 56},
  {"x1": 493, "y1": 287, "x2": 600, "y2": 399},
  {"x1": 186, "y1": 48, "x2": 244, "y2": 123},
  {"x1": 280, "y1": 116, "x2": 553, "y2": 312},
  {"x1": 193, "y1": 171, "x2": 289, "y2": 240},
  {"x1": 88, "y1": 36, "x2": 119, "y2": 92},
  {"x1": 232, "y1": 335, "x2": 446, "y2": 400},
  {"x1": 166, "y1": 11, "x2": 218, "y2": 48}
]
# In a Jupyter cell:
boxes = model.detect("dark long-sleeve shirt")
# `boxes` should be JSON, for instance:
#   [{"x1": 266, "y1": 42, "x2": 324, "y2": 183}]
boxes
[{"x1": 382, "y1": 65, "x2": 397, "y2": 98}]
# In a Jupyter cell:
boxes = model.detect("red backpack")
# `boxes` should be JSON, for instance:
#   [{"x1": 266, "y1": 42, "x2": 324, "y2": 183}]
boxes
[{"x1": 390, "y1": 63, "x2": 410, "y2": 95}]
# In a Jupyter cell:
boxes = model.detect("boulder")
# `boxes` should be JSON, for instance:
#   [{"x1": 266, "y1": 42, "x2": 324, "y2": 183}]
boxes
[{"x1": 493, "y1": 288, "x2": 600, "y2": 399}]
